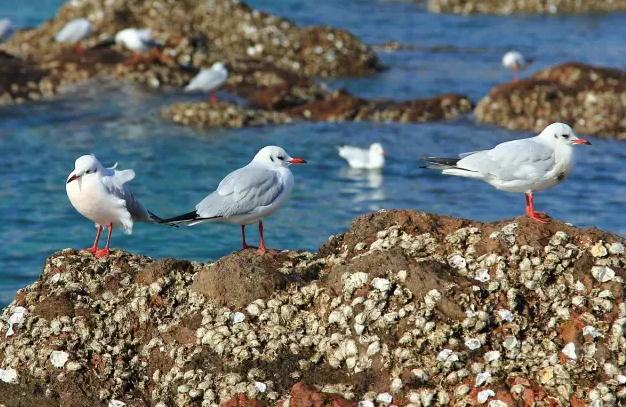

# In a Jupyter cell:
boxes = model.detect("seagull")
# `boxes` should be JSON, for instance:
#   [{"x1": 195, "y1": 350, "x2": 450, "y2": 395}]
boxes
[
  {"x1": 502, "y1": 50, "x2": 532, "y2": 81},
  {"x1": 184, "y1": 62, "x2": 229, "y2": 104},
  {"x1": 66, "y1": 155, "x2": 160, "y2": 257},
  {"x1": 54, "y1": 18, "x2": 92, "y2": 53},
  {"x1": 338, "y1": 142, "x2": 385, "y2": 170},
  {"x1": 423, "y1": 123, "x2": 590, "y2": 223},
  {"x1": 159, "y1": 146, "x2": 306, "y2": 254},
  {"x1": 114, "y1": 28, "x2": 164, "y2": 64},
  {"x1": 0, "y1": 18, "x2": 15, "y2": 42}
]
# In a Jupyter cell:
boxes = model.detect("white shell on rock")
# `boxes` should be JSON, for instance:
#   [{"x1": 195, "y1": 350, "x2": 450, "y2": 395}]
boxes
[
  {"x1": 372, "y1": 277, "x2": 391, "y2": 292},
  {"x1": 50, "y1": 350, "x2": 69, "y2": 368},
  {"x1": 0, "y1": 367, "x2": 18, "y2": 384},
  {"x1": 437, "y1": 349, "x2": 453, "y2": 362},
  {"x1": 477, "y1": 389, "x2": 495, "y2": 403},
  {"x1": 465, "y1": 338, "x2": 481, "y2": 350},
  {"x1": 254, "y1": 381, "x2": 267, "y2": 393},
  {"x1": 376, "y1": 393, "x2": 393, "y2": 404},
  {"x1": 229, "y1": 312, "x2": 245, "y2": 324},
  {"x1": 357, "y1": 401, "x2": 374, "y2": 407},
  {"x1": 608, "y1": 242, "x2": 624, "y2": 255},
  {"x1": 474, "y1": 269, "x2": 490, "y2": 282},
  {"x1": 488, "y1": 400, "x2": 508, "y2": 407},
  {"x1": 6, "y1": 306, "x2": 28, "y2": 337},
  {"x1": 583, "y1": 325, "x2": 601, "y2": 338},
  {"x1": 109, "y1": 400, "x2": 126, "y2": 407},
  {"x1": 591, "y1": 266, "x2": 615, "y2": 283},
  {"x1": 484, "y1": 351, "x2": 501, "y2": 363},
  {"x1": 497, "y1": 309, "x2": 513, "y2": 322},
  {"x1": 475, "y1": 371, "x2": 491, "y2": 386},
  {"x1": 343, "y1": 272, "x2": 369, "y2": 294},
  {"x1": 562, "y1": 342, "x2": 577, "y2": 360}
]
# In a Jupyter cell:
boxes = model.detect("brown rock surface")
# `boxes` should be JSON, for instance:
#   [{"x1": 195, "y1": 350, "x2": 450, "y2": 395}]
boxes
[
  {"x1": 475, "y1": 62, "x2": 626, "y2": 139},
  {"x1": 1, "y1": 210, "x2": 625, "y2": 406},
  {"x1": 428, "y1": 0, "x2": 626, "y2": 14}
]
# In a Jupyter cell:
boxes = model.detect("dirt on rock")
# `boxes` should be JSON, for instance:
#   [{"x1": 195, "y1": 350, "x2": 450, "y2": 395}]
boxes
[
  {"x1": 1, "y1": 210, "x2": 625, "y2": 406},
  {"x1": 475, "y1": 62, "x2": 626, "y2": 139}
]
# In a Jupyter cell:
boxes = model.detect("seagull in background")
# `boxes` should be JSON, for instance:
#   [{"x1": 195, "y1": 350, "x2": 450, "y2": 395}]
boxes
[
  {"x1": 423, "y1": 123, "x2": 590, "y2": 223},
  {"x1": 158, "y1": 146, "x2": 306, "y2": 255},
  {"x1": 0, "y1": 18, "x2": 15, "y2": 42},
  {"x1": 54, "y1": 18, "x2": 92, "y2": 53},
  {"x1": 115, "y1": 28, "x2": 165, "y2": 64},
  {"x1": 185, "y1": 62, "x2": 229, "y2": 104},
  {"x1": 502, "y1": 50, "x2": 533, "y2": 81},
  {"x1": 338, "y1": 142, "x2": 385, "y2": 170},
  {"x1": 66, "y1": 155, "x2": 161, "y2": 257}
]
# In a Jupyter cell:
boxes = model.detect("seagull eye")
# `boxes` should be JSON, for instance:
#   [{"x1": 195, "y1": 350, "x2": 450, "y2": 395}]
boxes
[
  {"x1": 277, "y1": 156, "x2": 285, "y2": 161},
  {"x1": 561, "y1": 134, "x2": 569, "y2": 138}
]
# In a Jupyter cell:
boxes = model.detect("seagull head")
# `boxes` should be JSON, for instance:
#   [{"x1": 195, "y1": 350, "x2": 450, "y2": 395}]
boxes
[
  {"x1": 539, "y1": 122, "x2": 591, "y2": 147},
  {"x1": 369, "y1": 143, "x2": 385, "y2": 157},
  {"x1": 212, "y1": 62, "x2": 227, "y2": 72},
  {"x1": 253, "y1": 146, "x2": 306, "y2": 168},
  {"x1": 67, "y1": 154, "x2": 102, "y2": 186}
]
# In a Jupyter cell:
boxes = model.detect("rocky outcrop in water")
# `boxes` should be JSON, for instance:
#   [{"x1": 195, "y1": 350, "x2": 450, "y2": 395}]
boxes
[
  {"x1": 0, "y1": 0, "x2": 379, "y2": 105},
  {"x1": 428, "y1": 0, "x2": 626, "y2": 14},
  {"x1": 475, "y1": 62, "x2": 626, "y2": 140},
  {"x1": 1, "y1": 210, "x2": 626, "y2": 406}
]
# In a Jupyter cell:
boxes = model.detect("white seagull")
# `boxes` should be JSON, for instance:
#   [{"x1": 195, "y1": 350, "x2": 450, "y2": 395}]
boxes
[
  {"x1": 502, "y1": 50, "x2": 532, "y2": 81},
  {"x1": 0, "y1": 18, "x2": 15, "y2": 42},
  {"x1": 54, "y1": 18, "x2": 92, "y2": 52},
  {"x1": 185, "y1": 62, "x2": 229, "y2": 103},
  {"x1": 423, "y1": 123, "x2": 590, "y2": 223},
  {"x1": 115, "y1": 28, "x2": 158, "y2": 53},
  {"x1": 159, "y1": 146, "x2": 306, "y2": 254},
  {"x1": 338, "y1": 142, "x2": 385, "y2": 170},
  {"x1": 66, "y1": 154, "x2": 159, "y2": 257}
]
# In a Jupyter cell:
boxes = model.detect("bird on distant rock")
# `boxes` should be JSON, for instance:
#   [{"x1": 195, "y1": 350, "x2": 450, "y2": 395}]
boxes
[
  {"x1": 114, "y1": 28, "x2": 165, "y2": 64},
  {"x1": 54, "y1": 18, "x2": 92, "y2": 53},
  {"x1": 502, "y1": 50, "x2": 533, "y2": 81},
  {"x1": 0, "y1": 18, "x2": 15, "y2": 43},
  {"x1": 184, "y1": 62, "x2": 229, "y2": 104},
  {"x1": 423, "y1": 123, "x2": 590, "y2": 223},
  {"x1": 158, "y1": 146, "x2": 306, "y2": 255},
  {"x1": 338, "y1": 142, "x2": 385, "y2": 170},
  {"x1": 66, "y1": 155, "x2": 161, "y2": 257}
]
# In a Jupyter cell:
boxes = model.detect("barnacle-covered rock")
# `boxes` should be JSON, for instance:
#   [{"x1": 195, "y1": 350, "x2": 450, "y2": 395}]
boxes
[
  {"x1": 428, "y1": 0, "x2": 626, "y2": 15},
  {"x1": 1, "y1": 211, "x2": 624, "y2": 405}
]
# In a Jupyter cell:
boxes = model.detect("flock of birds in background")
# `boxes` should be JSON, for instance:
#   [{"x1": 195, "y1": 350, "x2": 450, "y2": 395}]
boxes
[{"x1": 1, "y1": 17, "x2": 589, "y2": 257}]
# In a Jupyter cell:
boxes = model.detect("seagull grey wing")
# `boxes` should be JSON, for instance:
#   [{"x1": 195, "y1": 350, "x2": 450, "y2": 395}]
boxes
[
  {"x1": 101, "y1": 169, "x2": 151, "y2": 221},
  {"x1": 457, "y1": 139, "x2": 555, "y2": 181},
  {"x1": 196, "y1": 167, "x2": 283, "y2": 218}
]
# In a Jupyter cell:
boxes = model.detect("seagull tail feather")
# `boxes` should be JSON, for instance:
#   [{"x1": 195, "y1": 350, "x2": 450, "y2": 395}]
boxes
[
  {"x1": 420, "y1": 156, "x2": 461, "y2": 170},
  {"x1": 148, "y1": 211, "x2": 178, "y2": 227},
  {"x1": 155, "y1": 210, "x2": 221, "y2": 226}
]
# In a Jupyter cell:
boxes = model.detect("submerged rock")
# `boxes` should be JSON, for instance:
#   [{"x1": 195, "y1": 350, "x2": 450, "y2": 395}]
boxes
[
  {"x1": 475, "y1": 62, "x2": 626, "y2": 139},
  {"x1": 1, "y1": 211, "x2": 625, "y2": 405},
  {"x1": 428, "y1": 0, "x2": 626, "y2": 15}
]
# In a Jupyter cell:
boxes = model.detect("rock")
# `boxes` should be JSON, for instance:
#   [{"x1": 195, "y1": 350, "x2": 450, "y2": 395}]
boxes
[
  {"x1": 0, "y1": 211, "x2": 625, "y2": 406},
  {"x1": 0, "y1": 367, "x2": 18, "y2": 384},
  {"x1": 191, "y1": 249, "x2": 288, "y2": 309},
  {"x1": 475, "y1": 62, "x2": 626, "y2": 139},
  {"x1": 428, "y1": 0, "x2": 626, "y2": 14}
]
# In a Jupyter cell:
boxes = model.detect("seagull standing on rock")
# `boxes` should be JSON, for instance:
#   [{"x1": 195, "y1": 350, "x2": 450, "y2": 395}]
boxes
[
  {"x1": 0, "y1": 18, "x2": 15, "y2": 42},
  {"x1": 66, "y1": 155, "x2": 160, "y2": 257},
  {"x1": 54, "y1": 18, "x2": 92, "y2": 53},
  {"x1": 423, "y1": 122, "x2": 590, "y2": 223},
  {"x1": 159, "y1": 146, "x2": 306, "y2": 254},
  {"x1": 114, "y1": 28, "x2": 163, "y2": 64},
  {"x1": 184, "y1": 62, "x2": 229, "y2": 104},
  {"x1": 502, "y1": 50, "x2": 532, "y2": 81},
  {"x1": 338, "y1": 142, "x2": 385, "y2": 170}
]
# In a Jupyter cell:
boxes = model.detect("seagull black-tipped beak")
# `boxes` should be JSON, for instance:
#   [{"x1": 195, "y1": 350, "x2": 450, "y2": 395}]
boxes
[
  {"x1": 288, "y1": 157, "x2": 307, "y2": 164},
  {"x1": 66, "y1": 174, "x2": 80, "y2": 184},
  {"x1": 573, "y1": 138, "x2": 591, "y2": 145}
]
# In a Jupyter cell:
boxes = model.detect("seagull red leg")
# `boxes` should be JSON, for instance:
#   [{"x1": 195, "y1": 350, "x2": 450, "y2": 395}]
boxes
[
  {"x1": 241, "y1": 224, "x2": 250, "y2": 250},
  {"x1": 209, "y1": 93, "x2": 217, "y2": 105},
  {"x1": 85, "y1": 225, "x2": 103, "y2": 254},
  {"x1": 257, "y1": 221, "x2": 267, "y2": 254},
  {"x1": 96, "y1": 223, "x2": 113, "y2": 257},
  {"x1": 525, "y1": 192, "x2": 550, "y2": 223}
]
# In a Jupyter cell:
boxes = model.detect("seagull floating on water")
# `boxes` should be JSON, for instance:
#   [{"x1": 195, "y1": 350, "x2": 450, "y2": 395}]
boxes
[
  {"x1": 0, "y1": 18, "x2": 15, "y2": 42},
  {"x1": 423, "y1": 123, "x2": 590, "y2": 223},
  {"x1": 66, "y1": 155, "x2": 160, "y2": 257},
  {"x1": 502, "y1": 50, "x2": 533, "y2": 81},
  {"x1": 159, "y1": 146, "x2": 306, "y2": 254},
  {"x1": 338, "y1": 142, "x2": 385, "y2": 170},
  {"x1": 185, "y1": 62, "x2": 229, "y2": 103},
  {"x1": 54, "y1": 18, "x2": 92, "y2": 53}
]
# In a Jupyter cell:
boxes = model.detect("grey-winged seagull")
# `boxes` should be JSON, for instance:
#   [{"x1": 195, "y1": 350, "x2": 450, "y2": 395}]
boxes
[
  {"x1": 185, "y1": 62, "x2": 229, "y2": 104},
  {"x1": 159, "y1": 146, "x2": 306, "y2": 254},
  {"x1": 502, "y1": 50, "x2": 532, "y2": 81},
  {"x1": 54, "y1": 18, "x2": 92, "y2": 53},
  {"x1": 66, "y1": 155, "x2": 160, "y2": 257},
  {"x1": 423, "y1": 122, "x2": 590, "y2": 223}
]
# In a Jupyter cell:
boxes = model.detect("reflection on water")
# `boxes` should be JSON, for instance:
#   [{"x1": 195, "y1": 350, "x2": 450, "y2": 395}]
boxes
[{"x1": 338, "y1": 167, "x2": 386, "y2": 208}]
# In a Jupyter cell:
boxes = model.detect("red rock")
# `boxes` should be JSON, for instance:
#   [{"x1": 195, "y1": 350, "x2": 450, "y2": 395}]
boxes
[
  {"x1": 221, "y1": 393, "x2": 266, "y2": 407},
  {"x1": 290, "y1": 382, "x2": 355, "y2": 407}
]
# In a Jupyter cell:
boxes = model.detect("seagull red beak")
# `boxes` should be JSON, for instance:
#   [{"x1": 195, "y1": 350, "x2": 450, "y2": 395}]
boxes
[
  {"x1": 288, "y1": 157, "x2": 307, "y2": 164},
  {"x1": 66, "y1": 174, "x2": 80, "y2": 184},
  {"x1": 572, "y1": 138, "x2": 591, "y2": 145}
]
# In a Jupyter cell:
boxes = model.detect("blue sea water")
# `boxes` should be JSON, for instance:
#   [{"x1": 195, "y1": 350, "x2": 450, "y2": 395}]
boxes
[{"x1": 1, "y1": 0, "x2": 626, "y2": 306}]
